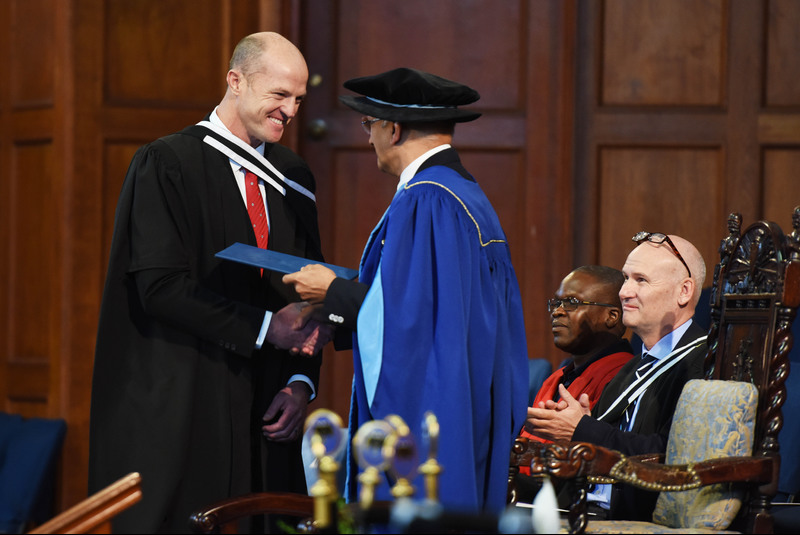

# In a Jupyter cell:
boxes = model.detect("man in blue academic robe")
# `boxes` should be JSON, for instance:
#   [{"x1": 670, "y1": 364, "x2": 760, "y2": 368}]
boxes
[{"x1": 283, "y1": 68, "x2": 529, "y2": 513}]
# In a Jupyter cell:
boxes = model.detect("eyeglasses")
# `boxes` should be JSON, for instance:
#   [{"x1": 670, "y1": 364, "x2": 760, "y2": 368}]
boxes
[
  {"x1": 632, "y1": 231, "x2": 692, "y2": 278},
  {"x1": 546, "y1": 297, "x2": 617, "y2": 313},
  {"x1": 361, "y1": 118, "x2": 381, "y2": 135}
]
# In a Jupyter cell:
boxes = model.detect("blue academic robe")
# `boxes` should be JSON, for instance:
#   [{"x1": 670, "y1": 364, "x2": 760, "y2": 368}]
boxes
[{"x1": 344, "y1": 149, "x2": 529, "y2": 513}]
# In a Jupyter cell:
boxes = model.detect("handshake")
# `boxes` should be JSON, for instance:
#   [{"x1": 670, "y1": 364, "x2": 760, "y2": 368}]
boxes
[
  {"x1": 265, "y1": 301, "x2": 335, "y2": 356},
  {"x1": 266, "y1": 263, "x2": 341, "y2": 356}
]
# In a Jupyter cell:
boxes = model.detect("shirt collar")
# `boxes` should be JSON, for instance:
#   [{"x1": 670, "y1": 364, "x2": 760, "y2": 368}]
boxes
[
  {"x1": 644, "y1": 319, "x2": 693, "y2": 361},
  {"x1": 210, "y1": 107, "x2": 265, "y2": 158},
  {"x1": 397, "y1": 144, "x2": 451, "y2": 191}
]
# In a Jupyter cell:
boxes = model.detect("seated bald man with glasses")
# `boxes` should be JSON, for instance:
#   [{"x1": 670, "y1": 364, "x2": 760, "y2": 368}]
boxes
[
  {"x1": 520, "y1": 265, "x2": 634, "y2": 445},
  {"x1": 525, "y1": 233, "x2": 708, "y2": 522}
]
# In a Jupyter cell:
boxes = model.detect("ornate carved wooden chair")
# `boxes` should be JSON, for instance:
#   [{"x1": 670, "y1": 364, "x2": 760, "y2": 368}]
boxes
[{"x1": 509, "y1": 207, "x2": 800, "y2": 534}]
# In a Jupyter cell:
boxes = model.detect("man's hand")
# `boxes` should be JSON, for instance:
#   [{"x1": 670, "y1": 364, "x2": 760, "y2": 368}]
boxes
[
  {"x1": 262, "y1": 383, "x2": 310, "y2": 443},
  {"x1": 282, "y1": 264, "x2": 337, "y2": 304},
  {"x1": 524, "y1": 384, "x2": 592, "y2": 442},
  {"x1": 266, "y1": 302, "x2": 334, "y2": 356}
]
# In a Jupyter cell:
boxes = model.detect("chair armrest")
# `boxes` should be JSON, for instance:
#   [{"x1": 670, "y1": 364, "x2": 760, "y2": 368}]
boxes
[
  {"x1": 629, "y1": 452, "x2": 665, "y2": 464},
  {"x1": 189, "y1": 492, "x2": 314, "y2": 534},
  {"x1": 511, "y1": 438, "x2": 774, "y2": 490},
  {"x1": 510, "y1": 439, "x2": 622, "y2": 480},
  {"x1": 508, "y1": 438, "x2": 777, "y2": 535},
  {"x1": 610, "y1": 454, "x2": 774, "y2": 491}
]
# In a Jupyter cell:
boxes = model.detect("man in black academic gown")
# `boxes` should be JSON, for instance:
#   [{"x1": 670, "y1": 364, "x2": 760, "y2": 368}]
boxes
[
  {"x1": 525, "y1": 233, "x2": 709, "y2": 521},
  {"x1": 88, "y1": 32, "x2": 330, "y2": 533}
]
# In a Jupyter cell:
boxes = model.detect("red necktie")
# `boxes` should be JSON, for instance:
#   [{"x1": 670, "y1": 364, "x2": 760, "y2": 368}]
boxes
[{"x1": 244, "y1": 169, "x2": 269, "y2": 250}]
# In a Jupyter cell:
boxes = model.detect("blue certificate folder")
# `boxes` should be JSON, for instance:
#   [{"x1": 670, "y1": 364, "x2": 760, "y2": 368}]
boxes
[{"x1": 215, "y1": 242, "x2": 359, "y2": 280}]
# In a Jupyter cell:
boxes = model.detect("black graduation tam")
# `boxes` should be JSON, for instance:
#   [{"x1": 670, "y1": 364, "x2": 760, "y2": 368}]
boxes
[{"x1": 339, "y1": 67, "x2": 481, "y2": 123}]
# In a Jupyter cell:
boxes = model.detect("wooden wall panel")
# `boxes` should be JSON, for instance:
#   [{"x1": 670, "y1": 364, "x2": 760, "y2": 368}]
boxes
[
  {"x1": 460, "y1": 151, "x2": 526, "y2": 271},
  {"x1": 9, "y1": 142, "x2": 58, "y2": 360},
  {"x1": 601, "y1": 0, "x2": 725, "y2": 106},
  {"x1": 104, "y1": 0, "x2": 225, "y2": 107},
  {"x1": 575, "y1": 0, "x2": 799, "y2": 288},
  {"x1": 597, "y1": 147, "x2": 724, "y2": 277},
  {"x1": 0, "y1": 0, "x2": 7, "y2": 450},
  {"x1": 6, "y1": 140, "x2": 59, "y2": 419},
  {"x1": 765, "y1": 0, "x2": 800, "y2": 107},
  {"x1": 763, "y1": 148, "x2": 800, "y2": 230},
  {"x1": 6, "y1": 362, "x2": 49, "y2": 416},
  {"x1": 10, "y1": 0, "x2": 56, "y2": 108},
  {"x1": 1, "y1": 0, "x2": 67, "y2": 430},
  {"x1": 330, "y1": 150, "x2": 397, "y2": 270},
  {"x1": 335, "y1": 0, "x2": 525, "y2": 110}
]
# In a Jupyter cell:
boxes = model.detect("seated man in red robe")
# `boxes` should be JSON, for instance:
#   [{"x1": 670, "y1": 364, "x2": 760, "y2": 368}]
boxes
[
  {"x1": 514, "y1": 265, "x2": 634, "y2": 502},
  {"x1": 521, "y1": 265, "x2": 634, "y2": 443}
]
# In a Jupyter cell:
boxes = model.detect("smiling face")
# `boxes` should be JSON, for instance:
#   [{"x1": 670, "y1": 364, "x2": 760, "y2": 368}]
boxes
[
  {"x1": 550, "y1": 271, "x2": 621, "y2": 364},
  {"x1": 619, "y1": 241, "x2": 694, "y2": 349},
  {"x1": 219, "y1": 33, "x2": 309, "y2": 147},
  {"x1": 234, "y1": 55, "x2": 308, "y2": 145}
]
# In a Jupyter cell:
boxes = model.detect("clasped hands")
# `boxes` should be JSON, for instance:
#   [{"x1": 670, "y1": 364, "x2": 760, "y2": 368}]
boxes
[{"x1": 524, "y1": 383, "x2": 593, "y2": 442}]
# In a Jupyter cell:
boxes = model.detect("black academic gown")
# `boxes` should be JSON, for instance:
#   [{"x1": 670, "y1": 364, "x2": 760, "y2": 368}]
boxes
[
  {"x1": 88, "y1": 123, "x2": 323, "y2": 533},
  {"x1": 571, "y1": 321, "x2": 708, "y2": 521}
]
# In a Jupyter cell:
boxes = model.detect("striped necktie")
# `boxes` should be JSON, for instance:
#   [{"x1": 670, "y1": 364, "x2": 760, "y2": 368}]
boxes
[
  {"x1": 243, "y1": 168, "x2": 269, "y2": 250},
  {"x1": 622, "y1": 354, "x2": 657, "y2": 428}
]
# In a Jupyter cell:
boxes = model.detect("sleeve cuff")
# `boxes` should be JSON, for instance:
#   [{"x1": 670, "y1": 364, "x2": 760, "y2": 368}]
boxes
[
  {"x1": 288, "y1": 374, "x2": 316, "y2": 401},
  {"x1": 255, "y1": 310, "x2": 273, "y2": 349}
]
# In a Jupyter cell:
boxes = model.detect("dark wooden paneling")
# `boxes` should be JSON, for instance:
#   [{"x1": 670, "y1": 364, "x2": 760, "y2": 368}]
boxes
[
  {"x1": 460, "y1": 151, "x2": 526, "y2": 263},
  {"x1": 763, "y1": 148, "x2": 800, "y2": 230},
  {"x1": 522, "y1": 1, "x2": 577, "y2": 364},
  {"x1": 0, "y1": 0, "x2": 8, "y2": 427},
  {"x1": 576, "y1": 0, "x2": 798, "y2": 283},
  {"x1": 765, "y1": 0, "x2": 800, "y2": 108},
  {"x1": 335, "y1": 0, "x2": 526, "y2": 110},
  {"x1": 597, "y1": 146, "x2": 724, "y2": 276},
  {"x1": 601, "y1": 0, "x2": 726, "y2": 107},
  {"x1": 7, "y1": 362, "x2": 49, "y2": 416},
  {"x1": 723, "y1": 0, "x2": 763, "y2": 225},
  {"x1": 104, "y1": 0, "x2": 226, "y2": 107},
  {"x1": 330, "y1": 150, "x2": 396, "y2": 269},
  {"x1": 11, "y1": 0, "x2": 56, "y2": 109},
  {"x1": 6, "y1": 141, "x2": 58, "y2": 418}
]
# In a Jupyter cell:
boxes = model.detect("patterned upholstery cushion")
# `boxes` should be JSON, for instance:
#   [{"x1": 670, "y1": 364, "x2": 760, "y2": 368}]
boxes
[
  {"x1": 652, "y1": 379, "x2": 758, "y2": 530},
  {"x1": 581, "y1": 519, "x2": 740, "y2": 533}
]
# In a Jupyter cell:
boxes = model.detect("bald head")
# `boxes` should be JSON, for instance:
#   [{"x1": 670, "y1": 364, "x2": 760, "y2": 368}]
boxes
[
  {"x1": 229, "y1": 32, "x2": 306, "y2": 76},
  {"x1": 218, "y1": 32, "x2": 308, "y2": 146},
  {"x1": 668, "y1": 235, "x2": 706, "y2": 308},
  {"x1": 619, "y1": 234, "x2": 706, "y2": 349}
]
